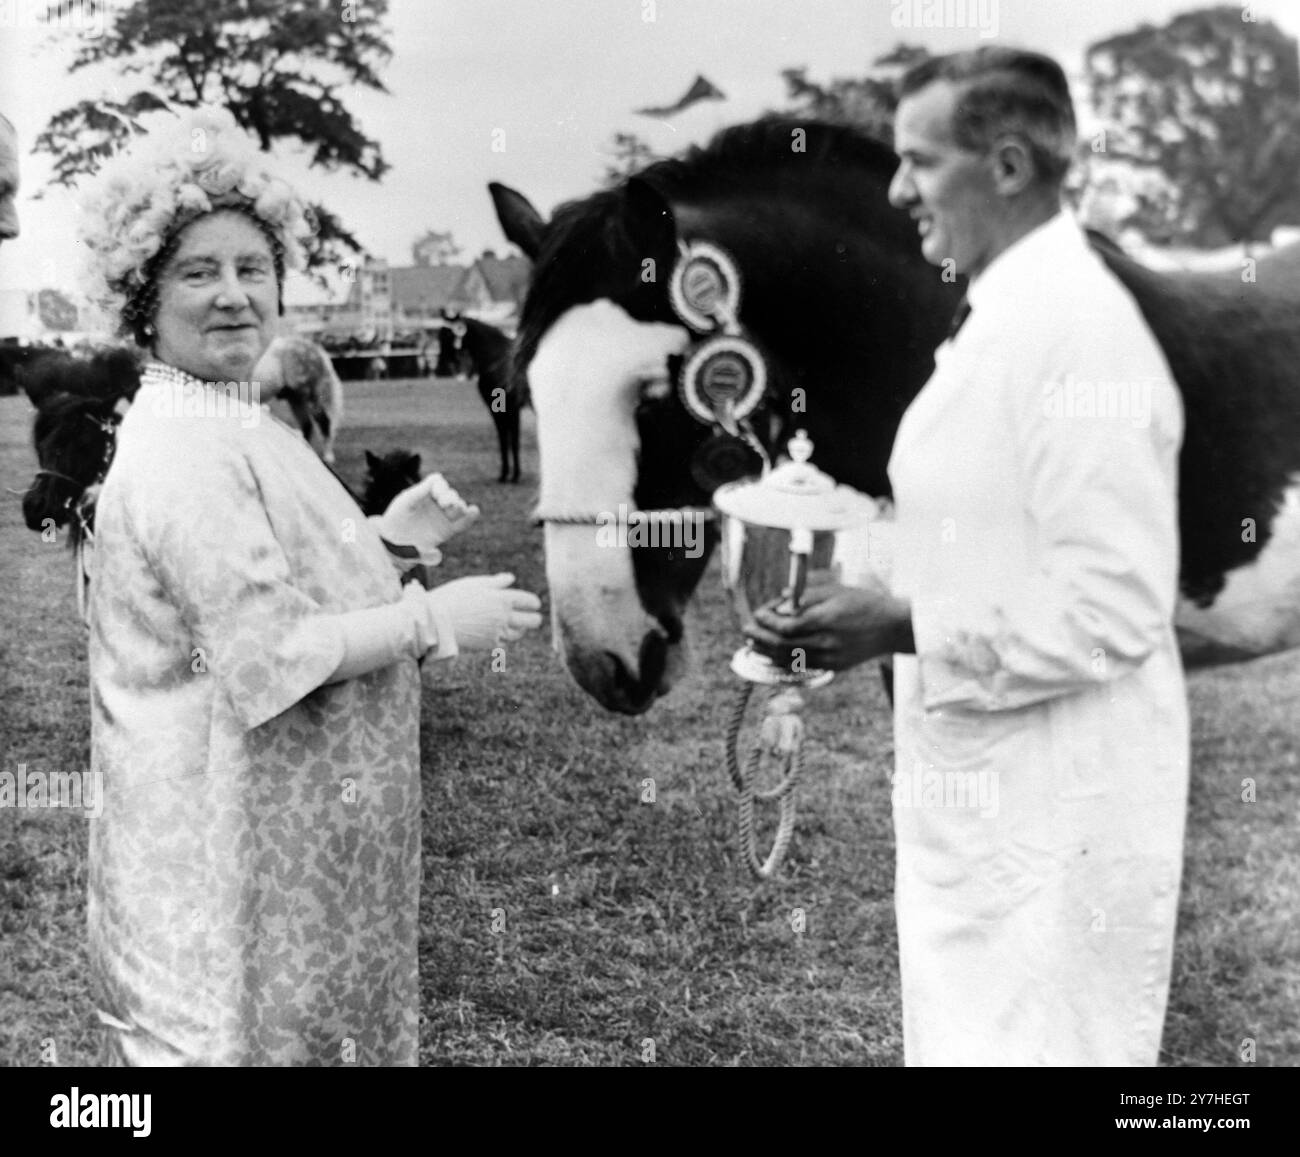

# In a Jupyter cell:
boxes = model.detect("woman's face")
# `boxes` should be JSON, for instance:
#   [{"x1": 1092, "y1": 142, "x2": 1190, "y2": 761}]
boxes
[{"x1": 151, "y1": 210, "x2": 279, "y2": 382}]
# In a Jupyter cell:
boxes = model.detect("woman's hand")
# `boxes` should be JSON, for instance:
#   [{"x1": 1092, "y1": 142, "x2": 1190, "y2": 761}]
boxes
[
  {"x1": 423, "y1": 573, "x2": 542, "y2": 653},
  {"x1": 745, "y1": 573, "x2": 914, "y2": 672},
  {"x1": 377, "y1": 474, "x2": 480, "y2": 563}
]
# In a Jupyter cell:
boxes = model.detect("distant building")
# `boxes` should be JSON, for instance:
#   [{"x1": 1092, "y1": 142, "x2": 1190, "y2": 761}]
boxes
[{"x1": 286, "y1": 252, "x2": 530, "y2": 340}]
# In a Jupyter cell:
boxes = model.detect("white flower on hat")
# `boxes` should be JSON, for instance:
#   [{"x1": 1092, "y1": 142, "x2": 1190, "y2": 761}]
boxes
[{"x1": 77, "y1": 104, "x2": 312, "y2": 329}]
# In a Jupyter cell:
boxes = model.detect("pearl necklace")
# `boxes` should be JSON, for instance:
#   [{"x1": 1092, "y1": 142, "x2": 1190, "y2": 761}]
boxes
[{"x1": 141, "y1": 360, "x2": 216, "y2": 391}]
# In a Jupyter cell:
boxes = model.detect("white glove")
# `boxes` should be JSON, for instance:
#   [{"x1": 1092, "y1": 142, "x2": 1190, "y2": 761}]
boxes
[
  {"x1": 328, "y1": 581, "x2": 455, "y2": 684},
  {"x1": 422, "y1": 572, "x2": 542, "y2": 655},
  {"x1": 376, "y1": 473, "x2": 481, "y2": 564}
]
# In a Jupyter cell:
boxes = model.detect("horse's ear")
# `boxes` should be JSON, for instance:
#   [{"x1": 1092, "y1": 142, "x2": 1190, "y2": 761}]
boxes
[
  {"x1": 365, "y1": 450, "x2": 381, "y2": 471},
  {"x1": 17, "y1": 350, "x2": 71, "y2": 410},
  {"x1": 624, "y1": 176, "x2": 677, "y2": 253},
  {"x1": 409, "y1": 453, "x2": 421, "y2": 474},
  {"x1": 490, "y1": 182, "x2": 546, "y2": 260}
]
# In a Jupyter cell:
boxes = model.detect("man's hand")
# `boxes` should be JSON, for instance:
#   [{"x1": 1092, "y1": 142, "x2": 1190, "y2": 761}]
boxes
[
  {"x1": 377, "y1": 474, "x2": 480, "y2": 564},
  {"x1": 745, "y1": 573, "x2": 914, "y2": 672}
]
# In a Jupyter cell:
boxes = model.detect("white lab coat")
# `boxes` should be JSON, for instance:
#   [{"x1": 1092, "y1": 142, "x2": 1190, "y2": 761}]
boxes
[{"x1": 885, "y1": 211, "x2": 1189, "y2": 1065}]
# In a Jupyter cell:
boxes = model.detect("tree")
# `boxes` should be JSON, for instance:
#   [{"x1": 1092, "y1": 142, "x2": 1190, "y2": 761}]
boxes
[
  {"x1": 411, "y1": 229, "x2": 461, "y2": 266},
  {"x1": 600, "y1": 131, "x2": 661, "y2": 187},
  {"x1": 35, "y1": 0, "x2": 394, "y2": 274},
  {"x1": 777, "y1": 44, "x2": 930, "y2": 146},
  {"x1": 37, "y1": 288, "x2": 79, "y2": 332},
  {"x1": 1084, "y1": 6, "x2": 1300, "y2": 246}
]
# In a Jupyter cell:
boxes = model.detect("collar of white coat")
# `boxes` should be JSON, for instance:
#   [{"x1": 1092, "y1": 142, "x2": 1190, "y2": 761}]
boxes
[{"x1": 965, "y1": 209, "x2": 1084, "y2": 314}]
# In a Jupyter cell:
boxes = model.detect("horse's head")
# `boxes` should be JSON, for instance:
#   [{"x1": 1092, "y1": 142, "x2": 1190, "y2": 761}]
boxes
[
  {"x1": 362, "y1": 448, "x2": 423, "y2": 518},
  {"x1": 434, "y1": 310, "x2": 469, "y2": 376},
  {"x1": 22, "y1": 349, "x2": 140, "y2": 541},
  {"x1": 493, "y1": 118, "x2": 958, "y2": 713}
]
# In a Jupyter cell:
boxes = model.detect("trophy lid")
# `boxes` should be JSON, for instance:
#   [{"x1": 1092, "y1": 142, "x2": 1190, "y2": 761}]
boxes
[{"x1": 713, "y1": 430, "x2": 879, "y2": 532}]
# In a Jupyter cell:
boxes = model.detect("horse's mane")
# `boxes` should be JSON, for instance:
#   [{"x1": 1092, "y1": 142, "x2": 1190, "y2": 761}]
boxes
[
  {"x1": 644, "y1": 116, "x2": 900, "y2": 201},
  {"x1": 514, "y1": 117, "x2": 906, "y2": 387},
  {"x1": 22, "y1": 346, "x2": 140, "y2": 410}
]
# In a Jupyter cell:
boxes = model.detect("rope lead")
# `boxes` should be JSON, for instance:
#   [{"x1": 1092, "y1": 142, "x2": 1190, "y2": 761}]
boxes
[{"x1": 726, "y1": 683, "x2": 806, "y2": 879}]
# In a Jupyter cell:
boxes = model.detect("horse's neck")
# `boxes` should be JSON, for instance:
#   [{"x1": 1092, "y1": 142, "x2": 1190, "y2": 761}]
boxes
[
  {"x1": 701, "y1": 196, "x2": 952, "y2": 493},
  {"x1": 465, "y1": 323, "x2": 504, "y2": 360}
]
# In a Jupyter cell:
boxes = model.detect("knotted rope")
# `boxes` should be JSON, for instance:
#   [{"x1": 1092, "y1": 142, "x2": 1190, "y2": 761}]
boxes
[{"x1": 725, "y1": 683, "x2": 806, "y2": 879}]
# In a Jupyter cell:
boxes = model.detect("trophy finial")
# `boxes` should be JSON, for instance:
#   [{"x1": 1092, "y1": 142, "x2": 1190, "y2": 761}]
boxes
[{"x1": 789, "y1": 429, "x2": 813, "y2": 464}]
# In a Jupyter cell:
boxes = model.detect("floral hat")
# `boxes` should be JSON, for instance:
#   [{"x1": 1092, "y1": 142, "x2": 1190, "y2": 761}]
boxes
[{"x1": 78, "y1": 105, "x2": 312, "y2": 340}]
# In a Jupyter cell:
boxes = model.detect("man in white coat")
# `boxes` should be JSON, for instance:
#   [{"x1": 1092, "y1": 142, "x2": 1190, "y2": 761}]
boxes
[{"x1": 749, "y1": 47, "x2": 1189, "y2": 1066}]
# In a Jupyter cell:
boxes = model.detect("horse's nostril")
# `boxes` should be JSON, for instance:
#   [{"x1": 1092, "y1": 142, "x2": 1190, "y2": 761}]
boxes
[{"x1": 600, "y1": 630, "x2": 672, "y2": 715}]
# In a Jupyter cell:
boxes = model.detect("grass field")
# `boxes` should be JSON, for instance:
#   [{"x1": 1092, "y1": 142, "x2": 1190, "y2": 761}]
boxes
[{"x1": 1, "y1": 379, "x2": 1297, "y2": 1067}]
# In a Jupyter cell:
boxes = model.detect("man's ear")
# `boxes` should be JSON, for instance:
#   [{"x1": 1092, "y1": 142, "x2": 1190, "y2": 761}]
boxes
[{"x1": 989, "y1": 135, "x2": 1036, "y2": 197}]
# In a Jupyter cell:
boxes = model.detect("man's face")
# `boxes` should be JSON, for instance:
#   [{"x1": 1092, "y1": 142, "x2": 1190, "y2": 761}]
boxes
[
  {"x1": 0, "y1": 119, "x2": 19, "y2": 247},
  {"x1": 888, "y1": 81, "x2": 999, "y2": 279}
]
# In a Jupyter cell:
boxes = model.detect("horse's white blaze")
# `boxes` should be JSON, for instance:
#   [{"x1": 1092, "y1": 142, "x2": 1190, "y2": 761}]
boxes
[
  {"x1": 530, "y1": 301, "x2": 691, "y2": 686},
  {"x1": 1175, "y1": 479, "x2": 1300, "y2": 659}
]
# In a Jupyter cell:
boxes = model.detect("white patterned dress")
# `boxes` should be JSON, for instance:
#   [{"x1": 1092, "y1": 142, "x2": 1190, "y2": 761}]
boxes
[{"x1": 87, "y1": 361, "x2": 421, "y2": 1065}]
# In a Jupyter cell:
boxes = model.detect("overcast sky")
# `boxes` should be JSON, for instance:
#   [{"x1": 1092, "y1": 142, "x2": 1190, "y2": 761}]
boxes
[{"x1": 2, "y1": 0, "x2": 1298, "y2": 309}]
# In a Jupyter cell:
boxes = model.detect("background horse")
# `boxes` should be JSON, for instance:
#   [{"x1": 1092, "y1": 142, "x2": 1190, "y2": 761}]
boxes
[
  {"x1": 22, "y1": 350, "x2": 404, "y2": 560},
  {"x1": 21, "y1": 348, "x2": 140, "y2": 544},
  {"x1": 438, "y1": 310, "x2": 524, "y2": 483},
  {"x1": 362, "y1": 448, "x2": 423, "y2": 515},
  {"x1": 252, "y1": 335, "x2": 345, "y2": 464},
  {"x1": 492, "y1": 117, "x2": 1300, "y2": 714}
]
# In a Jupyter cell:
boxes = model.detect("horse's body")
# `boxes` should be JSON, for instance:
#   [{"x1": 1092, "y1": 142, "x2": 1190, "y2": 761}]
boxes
[
  {"x1": 491, "y1": 117, "x2": 1300, "y2": 714},
  {"x1": 439, "y1": 312, "x2": 524, "y2": 483},
  {"x1": 252, "y1": 335, "x2": 345, "y2": 464},
  {"x1": 21, "y1": 348, "x2": 141, "y2": 543},
  {"x1": 22, "y1": 350, "x2": 399, "y2": 561}
]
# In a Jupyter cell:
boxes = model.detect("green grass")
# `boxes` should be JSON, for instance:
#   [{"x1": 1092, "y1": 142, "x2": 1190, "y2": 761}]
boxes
[{"x1": 1, "y1": 380, "x2": 1297, "y2": 1066}]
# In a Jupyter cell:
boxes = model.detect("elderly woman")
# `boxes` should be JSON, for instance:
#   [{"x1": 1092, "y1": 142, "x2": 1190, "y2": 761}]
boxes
[{"x1": 77, "y1": 107, "x2": 540, "y2": 1065}]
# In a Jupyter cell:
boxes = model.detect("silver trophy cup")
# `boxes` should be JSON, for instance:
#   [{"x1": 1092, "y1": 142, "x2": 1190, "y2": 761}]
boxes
[{"x1": 714, "y1": 430, "x2": 880, "y2": 687}]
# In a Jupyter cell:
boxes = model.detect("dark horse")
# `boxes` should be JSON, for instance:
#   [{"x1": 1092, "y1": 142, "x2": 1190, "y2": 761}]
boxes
[
  {"x1": 438, "y1": 310, "x2": 524, "y2": 483},
  {"x1": 491, "y1": 117, "x2": 1300, "y2": 714},
  {"x1": 361, "y1": 448, "x2": 423, "y2": 515},
  {"x1": 23, "y1": 352, "x2": 415, "y2": 557},
  {"x1": 21, "y1": 348, "x2": 141, "y2": 543}
]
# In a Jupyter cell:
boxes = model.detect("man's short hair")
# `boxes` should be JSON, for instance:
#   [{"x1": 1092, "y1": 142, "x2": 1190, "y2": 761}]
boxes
[{"x1": 900, "y1": 48, "x2": 1077, "y2": 184}]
